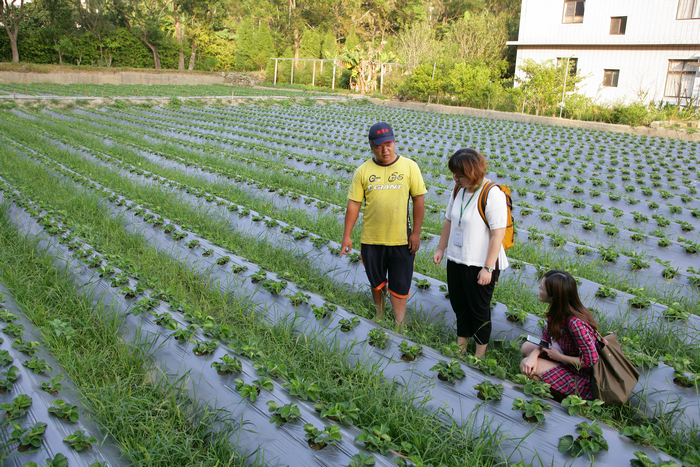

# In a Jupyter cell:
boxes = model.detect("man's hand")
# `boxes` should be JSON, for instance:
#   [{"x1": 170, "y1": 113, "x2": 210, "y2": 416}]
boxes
[
  {"x1": 408, "y1": 231, "x2": 421, "y2": 254},
  {"x1": 340, "y1": 236, "x2": 353, "y2": 258}
]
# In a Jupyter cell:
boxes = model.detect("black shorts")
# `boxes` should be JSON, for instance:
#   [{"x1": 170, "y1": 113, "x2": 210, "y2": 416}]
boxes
[{"x1": 360, "y1": 244, "x2": 414, "y2": 298}]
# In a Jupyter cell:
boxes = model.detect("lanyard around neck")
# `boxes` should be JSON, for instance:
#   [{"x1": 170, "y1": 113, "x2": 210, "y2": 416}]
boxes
[{"x1": 458, "y1": 180, "x2": 483, "y2": 227}]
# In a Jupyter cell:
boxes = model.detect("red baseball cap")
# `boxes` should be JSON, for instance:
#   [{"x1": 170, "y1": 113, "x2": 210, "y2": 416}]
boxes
[{"x1": 368, "y1": 122, "x2": 395, "y2": 145}]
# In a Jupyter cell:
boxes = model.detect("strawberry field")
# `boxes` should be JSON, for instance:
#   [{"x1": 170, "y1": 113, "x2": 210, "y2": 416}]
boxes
[{"x1": 0, "y1": 91, "x2": 698, "y2": 467}]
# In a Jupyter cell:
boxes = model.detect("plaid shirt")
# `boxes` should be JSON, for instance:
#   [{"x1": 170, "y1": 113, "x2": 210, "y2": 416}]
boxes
[{"x1": 541, "y1": 316, "x2": 599, "y2": 399}]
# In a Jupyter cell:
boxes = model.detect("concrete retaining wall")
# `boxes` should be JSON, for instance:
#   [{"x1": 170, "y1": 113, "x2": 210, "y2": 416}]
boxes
[
  {"x1": 0, "y1": 71, "x2": 225, "y2": 85},
  {"x1": 367, "y1": 98, "x2": 700, "y2": 142}
]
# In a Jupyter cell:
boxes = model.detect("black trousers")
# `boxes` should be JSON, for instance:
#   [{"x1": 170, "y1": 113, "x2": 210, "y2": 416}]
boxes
[{"x1": 446, "y1": 260, "x2": 500, "y2": 345}]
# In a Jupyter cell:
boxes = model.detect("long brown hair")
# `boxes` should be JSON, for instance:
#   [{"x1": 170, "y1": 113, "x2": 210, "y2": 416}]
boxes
[{"x1": 543, "y1": 270, "x2": 598, "y2": 341}]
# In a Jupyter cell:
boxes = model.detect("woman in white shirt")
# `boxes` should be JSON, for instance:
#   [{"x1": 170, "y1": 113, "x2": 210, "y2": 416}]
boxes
[{"x1": 432, "y1": 148, "x2": 509, "y2": 357}]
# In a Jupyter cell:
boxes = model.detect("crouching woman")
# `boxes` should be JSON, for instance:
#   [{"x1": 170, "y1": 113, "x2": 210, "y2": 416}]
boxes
[{"x1": 520, "y1": 270, "x2": 600, "y2": 400}]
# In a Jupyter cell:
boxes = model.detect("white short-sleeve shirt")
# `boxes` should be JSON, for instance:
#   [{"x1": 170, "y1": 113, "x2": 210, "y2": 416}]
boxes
[{"x1": 444, "y1": 181, "x2": 509, "y2": 269}]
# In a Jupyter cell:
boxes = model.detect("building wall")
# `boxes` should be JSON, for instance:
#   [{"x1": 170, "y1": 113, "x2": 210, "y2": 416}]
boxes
[
  {"x1": 511, "y1": 0, "x2": 700, "y2": 105},
  {"x1": 514, "y1": 45, "x2": 700, "y2": 105}
]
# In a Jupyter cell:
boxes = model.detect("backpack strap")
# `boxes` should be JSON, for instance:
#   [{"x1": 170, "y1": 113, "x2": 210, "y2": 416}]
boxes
[{"x1": 477, "y1": 180, "x2": 497, "y2": 228}]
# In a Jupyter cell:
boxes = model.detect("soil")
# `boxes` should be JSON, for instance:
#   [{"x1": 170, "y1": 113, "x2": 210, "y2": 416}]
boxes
[
  {"x1": 217, "y1": 370, "x2": 229, "y2": 376},
  {"x1": 506, "y1": 316, "x2": 520, "y2": 323},
  {"x1": 477, "y1": 391, "x2": 486, "y2": 401},
  {"x1": 674, "y1": 377, "x2": 694, "y2": 388},
  {"x1": 400, "y1": 354, "x2": 415, "y2": 362},
  {"x1": 437, "y1": 373, "x2": 449, "y2": 382},
  {"x1": 308, "y1": 439, "x2": 326, "y2": 451},
  {"x1": 522, "y1": 413, "x2": 539, "y2": 423},
  {"x1": 18, "y1": 443, "x2": 32, "y2": 452}
]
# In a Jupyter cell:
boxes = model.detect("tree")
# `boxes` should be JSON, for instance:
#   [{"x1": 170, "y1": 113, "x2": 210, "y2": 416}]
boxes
[
  {"x1": 36, "y1": 0, "x2": 74, "y2": 64},
  {"x1": 114, "y1": 0, "x2": 173, "y2": 69},
  {"x1": 443, "y1": 10, "x2": 508, "y2": 65},
  {"x1": 394, "y1": 21, "x2": 439, "y2": 69},
  {"x1": 516, "y1": 58, "x2": 585, "y2": 116},
  {"x1": 74, "y1": 0, "x2": 115, "y2": 64},
  {"x1": 339, "y1": 41, "x2": 395, "y2": 94},
  {"x1": 1, "y1": 0, "x2": 26, "y2": 62}
]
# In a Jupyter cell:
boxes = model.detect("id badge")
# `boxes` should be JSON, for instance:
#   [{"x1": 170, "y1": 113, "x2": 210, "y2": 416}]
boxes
[{"x1": 454, "y1": 231, "x2": 463, "y2": 247}]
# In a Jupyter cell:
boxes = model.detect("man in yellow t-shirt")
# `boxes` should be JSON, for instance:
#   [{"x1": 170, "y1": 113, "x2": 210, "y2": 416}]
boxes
[{"x1": 340, "y1": 122, "x2": 427, "y2": 326}]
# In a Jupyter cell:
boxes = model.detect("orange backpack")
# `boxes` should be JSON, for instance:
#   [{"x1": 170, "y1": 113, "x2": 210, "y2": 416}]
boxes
[{"x1": 452, "y1": 180, "x2": 514, "y2": 250}]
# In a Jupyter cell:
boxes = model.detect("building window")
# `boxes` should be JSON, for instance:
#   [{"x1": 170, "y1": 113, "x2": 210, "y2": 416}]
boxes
[
  {"x1": 665, "y1": 60, "x2": 697, "y2": 99},
  {"x1": 563, "y1": 0, "x2": 585, "y2": 23},
  {"x1": 610, "y1": 16, "x2": 627, "y2": 34},
  {"x1": 677, "y1": 0, "x2": 700, "y2": 19},
  {"x1": 603, "y1": 70, "x2": 619, "y2": 87},
  {"x1": 557, "y1": 57, "x2": 578, "y2": 76}
]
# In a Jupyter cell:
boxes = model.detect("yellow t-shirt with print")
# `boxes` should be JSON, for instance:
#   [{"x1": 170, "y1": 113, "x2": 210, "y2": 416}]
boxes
[{"x1": 348, "y1": 156, "x2": 427, "y2": 245}]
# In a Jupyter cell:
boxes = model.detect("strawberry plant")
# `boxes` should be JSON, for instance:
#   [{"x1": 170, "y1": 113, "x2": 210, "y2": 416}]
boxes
[
  {"x1": 211, "y1": 354, "x2": 242, "y2": 375},
  {"x1": 478, "y1": 358, "x2": 507, "y2": 378},
  {"x1": 355, "y1": 424, "x2": 397, "y2": 455},
  {"x1": 0, "y1": 310, "x2": 17, "y2": 322},
  {"x1": 3, "y1": 323, "x2": 25, "y2": 337},
  {"x1": 628, "y1": 257, "x2": 650, "y2": 270},
  {"x1": 186, "y1": 239, "x2": 200, "y2": 249},
  {"x1": 250, "y1": 271, "x2": 267, "y2": 283},
  {"x1": 0, "y1": 366, "x2": 19, "y2": 393},
  {"x1": 293, "y1": 230, "x2": 309, "y2": 240},
  {"x1": 663, "y1": 302, "x2": 690, "y2": 321},
  {"x1": 49, "y1": 399, "x2": 80, "y2": 422},
  {"x1": 561, "y1": 395, "x2": 604, "y2": 417},
  {"x1": 63, "y1": 430, "x2": 97, "y2": 451},
  {"x1": 9, "y1": 421, "x2": 46, "y2": 451},
  {"x1": 233, "y1": 378, "x2": 261, "y2": 402},
  {"x1": 367, "y1": 328, "x2": 389, "y2": 349},
  {"x1": 620, "y1": 425, "x2": 664, "y2": 447},
  {"x1": 661, "y1": 267, "x2": 679, "y2": 280},
  {"x1": 267, "y1": 401, "x2": 301, "y2": 426},
  {"x1": 22, "y1": 356, "x2": 52, "y2": 374},
  {"x1": 304, "y1": 424, "x2": 342, "y2": 450},
  {"x1": 430, "y1": 359, "x2": 466, "y2": 382},
  {"x1": 512, "y1": 374, "x2": 552, "y2": 399},
  {"x1": 154, "y1": 312, "x2": 178, "y2": 330},
  {"x1": 399, "y1": 340, "x2": 423, "y2": 361},
  {"x1": 311, "y1": 304, "x2": 332, "y2": 320},
  {"x1": 2, "y1": 393, "x2": 32, "y2": 419},
  {"x1": 505, "y1": 307, "x2": 527, "y2": 323},
  {"x1": 657, "y1": 237, "x2": 671, "y2": 247},
  {"x1": 630, "y1": 451, "x2": 682, "y2": 467},
  {"x1": 347, "y1": 252, "x2": 361, "y2": 263},
  {"x1": 41, "y1": 374, "x2": 64, "y2": 395},
  {"x1": 512, "y1": 397, "x2": 552, "y2": 422},
  {"x1": 314, "y1": 401, "x2": 361, "y2": 425},
  {"x1": 262, "y1": 279, "x2": 287, "y2": 295},
  {"x1": 253, "y1": 360, "x2": 286, "y2": 378},
  {"x1": 202, "y1": 248, "x2": 214, "y2": 257},
  {"x1": 172, "y1": 327, "x2": 196, "y2": 344},
  {"x1": 285, "y1": 290, "x2": 310, "y2": 306},
  {"x1": 283, "y1": 377, "x2": 320, "y2": 401},
  {"x1": 558, "y1": 421, "x2": 609, "y2": 459},
  {"x1": 339, "y1": 316, "x2": 360, "y2": 332},
  {"x1": 594, "y1": 286, "x2": 617, "y2": 299},
  {"x1": 10, "y1": 338, "x2": 39, "y2": 356},
  {"x1": 413, "y1": 278, "x2": 431, "y2": 289},
  {"x1": 171, "y1": 231, "x2": 187, "y2": 241},
  {"x1": 474, "y1": 380, "x2": 503, "y2": 401},
  {"x1": 192, "y1": 340, "x2": 218, "y2": 356},
  {"x1": 216, "y1": 255, "x2": 230, "y2": 266},
  {"x1": 348, "y1": 452, "x2": 376, "y2": 467}
]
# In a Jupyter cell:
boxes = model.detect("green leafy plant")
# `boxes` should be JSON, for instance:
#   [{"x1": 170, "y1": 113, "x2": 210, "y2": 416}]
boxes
[
  {"x1": 399, "y1": 340, "x2": 423, "y2": 361},
  {"x1": 512, "y1": 374, "x2": 552, "y2": 398},
  {"x1": 284, "y1": 377, "x2": 320, "y2": 401},
  {"x1": 430, "y1": 359, "x2": 466, "y2": 382},
  {"x1": 304, "y1": 423, "x2": 342, "y2": 450},
  {"x1": 630, "y1": 451, "x2": 682, "y2": 467},
  {"x1": 22, "y1": 357, "x2": 52, "y2": 374},
  {"x1": 620, "y1": 425, "x2": 664, "y2": 447},
  {"x1": 348, "y1": 452, "x2": 376, "y2": 467},
  {"x1": 48, "y1": 399, "x2": 80, "y2": 422},
  {"x1": 558, "y1": 421, "x2": 609, "y2": 459},
  {"x1": 2, "y1": 393, "x2": 33, "y2": 420},
  {"x1": 63, "y1": 430, "x2": 97, "y2": 451},
  {"x1": 339, "y1": 316, "x2": 360, "y2": 332},
  {"x1": 253, "y1": 359, "x2": 287, "y2": 378},
  {"x1": 505, "y1": 307, "x2": 527, "y2": 323},
  {"x1": 285, "y1": 290, "x2": 310, "y2": 306},
  {"x1": 172, "y1": 327, "x2": 196, "y2": 344},
  {"x1": 250, "y1": 271, "x2": 267, "y2": 283},
  {"x1": 412, "y1": 278, "x2": 431, "y2": 289},
  {"x1": 41, "y1": 374, "x2": 64, "y2": 395},
  {"x1": 262, "y1": 279, "x2": 287, "y2": 295},
  {"x1": 267, "y1": 401, "x2": 301, "y2": 426},
  {"x1": 628, "y1": 295, "x2": 652, "y2": 309},
  {"x1": 211, "y1": 354, "x2": 242, "y2": 374},
  {"x1": 0, "y1": 365, "x2": 20, "y2": 393},
  {"x1": 313, "y1": 400, "x2": 361, "y2": 424},
  {"x1": 231, "y1": 264, "x2": 248, "y2": 274},
  {"x1": 594, "y1": 286, "x2": 618, "y2": 299},
  {"x1": 512, "y1": 397, "x2": 552, "y2": 422},
  {"x1": 233, "y1": 378, "x2": 261, "y2": 402},
  {"x1": 192, "y1": 340, "x2": 218, "y2": 356},
  {"x1": 216, "y1": 255, "x2": 230, "y2": 266},
  {"x1": 3, "y1": 323, "x2": 25, "y2": 337},
  {"x1": 354, "y1": 424, "x2": 397, "y2": 455},
  {"x1": 474, "y1": 380, "x2": 503, "y2": 401},
  {"x1": 311, "y1": 304, "x2": 332, "y2": 320},
  {"x1": 561, "y1": 395, "x2": 604, "y2": 417},
  {"x1": 663, "y1": 302, "x2": 690, "y2": 321},
  {"x1": 22, "y1": 452, "x2": 69, "y2": 467},
  {"x1": 9, "y1": 421, "x2": 46, "y2": 450},
  {"x1": 367, "y1": 328, "x2": 389, "y2": 349}
]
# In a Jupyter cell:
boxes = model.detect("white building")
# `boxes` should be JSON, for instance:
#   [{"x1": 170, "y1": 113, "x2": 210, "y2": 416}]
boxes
[{"x1": 507, "y1": 0, "x2": 700, "y2": 106}]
